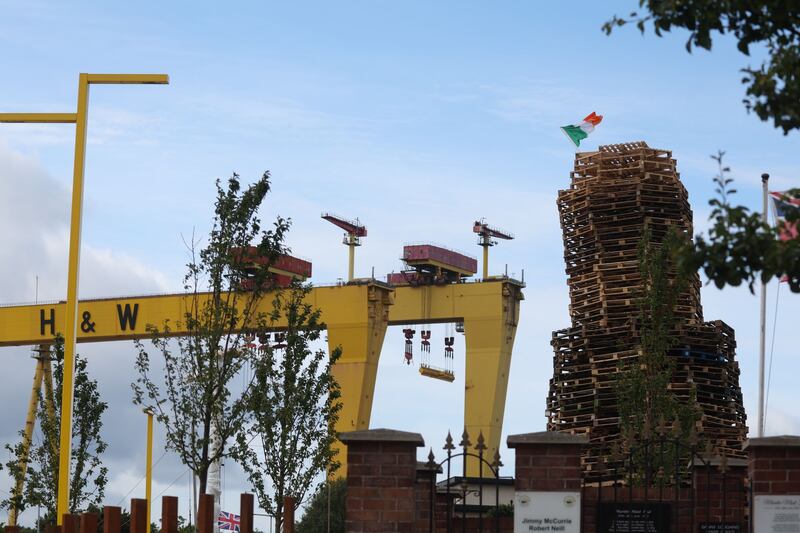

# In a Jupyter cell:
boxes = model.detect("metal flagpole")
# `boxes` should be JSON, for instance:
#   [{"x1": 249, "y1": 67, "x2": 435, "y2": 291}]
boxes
[{"x1": 758, "y1": 173, "x2": 770, "y2": 437}]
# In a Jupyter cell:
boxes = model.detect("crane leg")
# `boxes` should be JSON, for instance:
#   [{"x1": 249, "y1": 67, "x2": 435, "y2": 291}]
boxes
[
  {"x1": 462, "y1": 284, "x2": 521, "y2": 476},
  {"x1": 9, "y1": 357, "x2": 45, "y2": 526},
  {"x1": 41, "y1": 354, "x2": 59, "y2": 458},
  {"x1": 327, "y1": 285, "x2": 391, "y2": 477}
]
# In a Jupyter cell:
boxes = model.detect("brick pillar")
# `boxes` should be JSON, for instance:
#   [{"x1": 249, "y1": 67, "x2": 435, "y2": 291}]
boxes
[
  {"x1": 746, "y1": 436, "x2": 800, "y2": 530},
  {"x1": 746, "y1": 435, "x2": 800, "y2": 494},
  {"x1": 692, "y1": 456, "x2": 748, "y2": 528},
  {"x1": 508, "y1": 432, "x2": 586, "y2": 532},
  {"x1": 507, "y1": 431, "x2": 586, "y2": 491},
  {"x1": 414, "y1": 460, "x2": 442, "y2": 532},
  {"x1": 340, "y1": 428, "x2": 424, "y2": 532}
]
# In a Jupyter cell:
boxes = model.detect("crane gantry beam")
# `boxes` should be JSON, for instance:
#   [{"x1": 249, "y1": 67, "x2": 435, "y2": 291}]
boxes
[{"x1": 0, "y1": 278, "x2": 522, "y2": 477}]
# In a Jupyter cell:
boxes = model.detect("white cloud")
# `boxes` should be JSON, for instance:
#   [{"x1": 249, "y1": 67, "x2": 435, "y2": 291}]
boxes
[
  {"x1": 765, "y1": 407, "x2": 800, "y2": 436},
  {"x1": 0, "y1": 142, "x2": 169, "y2": 302}
]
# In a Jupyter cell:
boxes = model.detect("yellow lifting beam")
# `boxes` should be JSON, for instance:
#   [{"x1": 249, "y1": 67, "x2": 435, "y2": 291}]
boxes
[{"x1": 0, "y1": 279, "x2": 521, "y2": 478}]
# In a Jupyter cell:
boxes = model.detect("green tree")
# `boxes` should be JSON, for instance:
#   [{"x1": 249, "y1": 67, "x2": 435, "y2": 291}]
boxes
[
  {"x1": 132, "y1": 172, "x2": 290, "y2": 498},
  {"x1": 233, "y1": 282, "x2": 342, "y2": 533},
  {"x1": 296, "y1": 478, "x2": 346, "y2": 533},
  {"x1": 604, "y1": 1, "x2": 800, "y2": 133},
  {"x1": 2, "y1": 339, "x2": 108, "y2": 523},
  {"x1": 616, "y1": 228, "x2": 701, "y2": 478},
  {"x1": 679, "y1": 152, "x2": 800, "y2": 293}
]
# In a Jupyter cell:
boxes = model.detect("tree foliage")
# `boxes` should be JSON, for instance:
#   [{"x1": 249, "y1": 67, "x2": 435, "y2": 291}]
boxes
[
  {"x1": 604, "y1": 1, "x2": 800, "y2": 133},
  {"x1": 233, "y1": 282, "x2": 342, "y2": 533},
  {"x1": 296, "y1": 478, "x2": 346, "y2": 533},
  {"x1": 132, "y1": 172, "x2": 290, "y2": 497},
  {"x1": 2, "y1": 339, "x2": 108, "y2": 522},
  {"x1": 680, "y1": 152, "x2": 800, "y2": 293},
  {"x1": 616, "y1": 228, "x2": 701, "y2": 477}
]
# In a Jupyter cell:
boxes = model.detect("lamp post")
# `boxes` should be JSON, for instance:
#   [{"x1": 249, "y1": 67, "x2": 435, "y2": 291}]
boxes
[
  {"x1": 0, "y1": 73, "x2": 169, "y2": 523},
  {"x1": 144, "y1": 407, "x2": 155, "y2": 533}
]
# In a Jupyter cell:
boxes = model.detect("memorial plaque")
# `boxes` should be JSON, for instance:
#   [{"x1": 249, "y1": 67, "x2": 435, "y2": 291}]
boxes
[
  {"x1": 754, "y1": 495, "x2": 800, "y2": 532},
  {"x1": 597, "y1": 502, "x2": 671, "y2": 533},
  {"x1": 698, "y1": 524, "x2": 741, "y2": 533},
  {"x1": 514, "y1": 491, "x2": 580, "y2": 532}
]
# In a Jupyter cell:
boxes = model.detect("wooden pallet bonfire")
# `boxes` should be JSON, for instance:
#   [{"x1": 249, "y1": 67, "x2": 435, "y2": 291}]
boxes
[{"x1": 546, "y1": 142, "x2": 748, "y2": 480}]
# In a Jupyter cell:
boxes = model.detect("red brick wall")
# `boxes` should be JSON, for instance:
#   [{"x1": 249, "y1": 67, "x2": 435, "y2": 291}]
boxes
[
  {"x1": 345, "y1": 441, "x2": 417, "y2": 532},
  {"x1": 341, "y1": 429, "x2": 771, "y2": 532},
  {"x1": 514, "y1": 443, "x2": 583, "y2": 491},
  {"x1": 748, "y1": 441, "x2": 800, "y2": 495},
  {"x1": 580, "y1": 467, "x2": 747, "y2": 533}
]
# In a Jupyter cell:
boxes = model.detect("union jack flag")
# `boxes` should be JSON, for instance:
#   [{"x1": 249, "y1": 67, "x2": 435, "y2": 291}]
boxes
[
  {"x1": 769, "y1": 190, "x2": 800, "y2": 283},
  {"x1": 770, "y1": 190, "x2": 800, "y2": 241},
  {"x1": 217, "y1": 511, "x2": 241, "y2": 532}
]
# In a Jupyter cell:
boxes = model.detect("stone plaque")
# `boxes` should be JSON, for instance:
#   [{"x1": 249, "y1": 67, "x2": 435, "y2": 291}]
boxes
[
  {"x1": 514, "y1": 491, "x2": 580, "y2": 532},
  {"x1": 597, "y1": 502, "x2": 671, "y2": 533},
  {"x1": 754, "y1": 495, "x2": 800, "y2": 532},
  {"x1": 698, "y1": 524, "x2": 741, "y2": 532}
]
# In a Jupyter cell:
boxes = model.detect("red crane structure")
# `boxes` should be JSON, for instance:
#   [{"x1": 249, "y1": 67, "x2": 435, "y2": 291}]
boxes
[
  {"x1": 322, "y1": 212, "x2": 367, "y2": 281},
  {"x1": 473, "y1": 218, "x2": 514, "y2": 279}
]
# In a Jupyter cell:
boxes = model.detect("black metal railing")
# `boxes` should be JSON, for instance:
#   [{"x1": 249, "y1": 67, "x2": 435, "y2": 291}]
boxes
[
  {"x1": 585, "y1": 435, "x2": 749, "y2": 533},
  {"x1": 426, "y1": 429, "x2": 504, "y2": 533}
]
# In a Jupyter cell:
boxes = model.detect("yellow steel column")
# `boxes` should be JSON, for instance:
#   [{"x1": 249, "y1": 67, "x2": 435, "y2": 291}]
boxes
[
  {"x1": 462, "y1": 282, "x2": 522, "y2": 476},
  {"x1": 327, "y1": 284, "x2": 392, "y2": 477},
  {"x1": 57, "y1": 73, "x2": 91, "y2": 522},
  {"x1": 8, "y1": 357, "x2": 45, "y2": 526},
  {"x1": 482, "y1": 245, "x2": 489, "y2": 280},
  {"x1": 144, "y1": 408, "x2": 154, "y2": 533}
]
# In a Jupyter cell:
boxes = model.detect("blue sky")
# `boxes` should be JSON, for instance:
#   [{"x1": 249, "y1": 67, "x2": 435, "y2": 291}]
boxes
[{"x1": 2, "y1": 0, "x2": 800, "y2": 526}]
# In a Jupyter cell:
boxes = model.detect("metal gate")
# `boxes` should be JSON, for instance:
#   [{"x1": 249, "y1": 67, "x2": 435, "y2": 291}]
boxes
[{"x1": 426, "y1": 429, "x2": 506, "y2": 533}]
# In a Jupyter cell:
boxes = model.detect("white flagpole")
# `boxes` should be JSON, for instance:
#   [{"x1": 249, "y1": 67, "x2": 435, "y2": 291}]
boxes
[{"x1": 758, "y1": 172, "x2": 770, "y2": 437}]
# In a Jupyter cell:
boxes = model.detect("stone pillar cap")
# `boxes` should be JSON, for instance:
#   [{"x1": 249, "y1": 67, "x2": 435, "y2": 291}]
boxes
[
  {"x1": 507, "y1": 431, "x2": 588, "y2": 448},
  {"x1": 689, "y1": 455, "x2": 748, "y2": 468},
  {"x1": 744, "y1": 435, "x2": 800, "y2": 450},
  {"x1": 339, "y1": 428, "x2": 425, "y2": 446}
]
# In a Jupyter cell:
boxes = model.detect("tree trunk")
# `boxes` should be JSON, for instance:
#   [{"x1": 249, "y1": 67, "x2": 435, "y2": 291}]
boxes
[{"x1": 275, "y1": 499, "x2": 283, "y2": 533}]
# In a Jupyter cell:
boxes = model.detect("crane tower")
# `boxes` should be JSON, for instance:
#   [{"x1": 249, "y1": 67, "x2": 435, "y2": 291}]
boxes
[
  {"x1": 473, "y1": 219, "x2": 514, "y2": 279},
  {"x1": 322, "y1": 213, "x2": 367, "y2": 281}
]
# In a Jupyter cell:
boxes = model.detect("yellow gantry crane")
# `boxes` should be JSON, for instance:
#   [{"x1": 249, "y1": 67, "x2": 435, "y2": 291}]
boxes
[
  {"x1": 0, "y1": 278, "x2": 522, "y2": 478},
  {"x1": 0, "y1": 72, "x2": 169, "y2": 525}
]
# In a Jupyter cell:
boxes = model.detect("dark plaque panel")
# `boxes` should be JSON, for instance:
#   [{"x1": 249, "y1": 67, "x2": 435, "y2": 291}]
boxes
[
  {"x1": 597, "y1": 503, "x2": 671, "y2": 533},
  {"x1": 698, "y1": 524, "x2": 741, "y2": 533}
]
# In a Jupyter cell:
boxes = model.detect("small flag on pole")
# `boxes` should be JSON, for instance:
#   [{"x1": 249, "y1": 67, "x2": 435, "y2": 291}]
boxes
[
  {"x1": 561, "y1": 112, "x2": 603, "y2": 147},
  {"x1": 769, "y1": 190, "x2": 800, "y2": 241},
  {"x1": 769, "y1": 190, "x2": 799, "y2": 282},
  {"x1": 218, "y1": 511, "x2": 241, "y2": 532}
]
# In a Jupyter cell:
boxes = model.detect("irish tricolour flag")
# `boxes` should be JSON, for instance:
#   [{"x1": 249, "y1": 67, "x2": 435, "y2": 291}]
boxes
[{"x1": 561, "y1": 112, "x2": 603, "y2": 147}]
